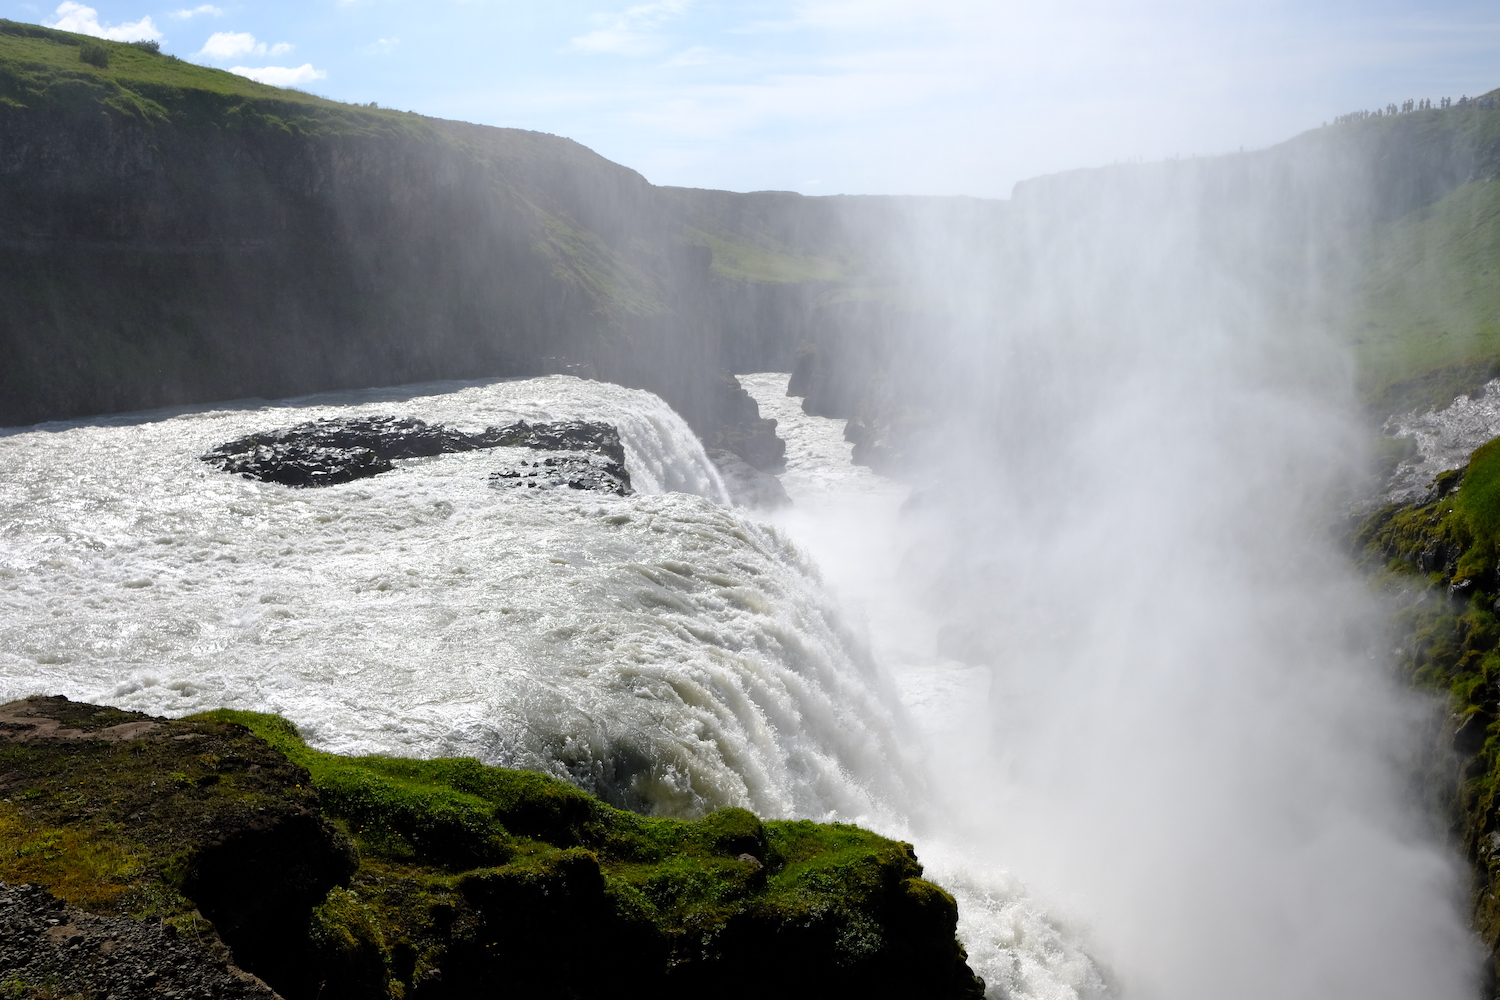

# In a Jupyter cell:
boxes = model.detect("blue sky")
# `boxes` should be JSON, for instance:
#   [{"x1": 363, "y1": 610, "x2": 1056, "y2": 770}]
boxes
[{"x1": 9, "y1": 0, "x2": 1500, "y2": 197}]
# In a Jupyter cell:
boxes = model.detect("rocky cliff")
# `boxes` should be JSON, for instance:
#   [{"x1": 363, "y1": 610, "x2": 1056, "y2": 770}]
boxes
[
  {"x1": 0, "y1": 696, "x2": 985, "y2": 999},
  {"x1": 0, "y1": 19, "x2": 953, "y2": 470}
]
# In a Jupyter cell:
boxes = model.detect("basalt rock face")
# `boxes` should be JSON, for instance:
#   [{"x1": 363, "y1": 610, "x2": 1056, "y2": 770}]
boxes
[
  {"x1": 0, "y1": 698, "x2": 986, "y2": 1000},
  {"x1": 203, "y1": 416, "x2": 632, "y2": 494}
]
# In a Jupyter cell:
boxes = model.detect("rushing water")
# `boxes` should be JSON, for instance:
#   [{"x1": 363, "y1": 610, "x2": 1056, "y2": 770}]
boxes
[
  {"x1": 0, "y1": 372, "x2": 1109, "y2": 997},
  {"x1": 0, "y1": 376, "x2": 917, "y2": 819},
  {"x1": 739, "y1": 372, "x2": 1107, "y2": 999}
]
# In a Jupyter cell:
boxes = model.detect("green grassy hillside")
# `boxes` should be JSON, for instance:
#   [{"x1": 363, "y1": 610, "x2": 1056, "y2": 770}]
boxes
[
  {"x1": 0, "y1": 20, "x2": 420, "y2": 136},
  {"x1": 1336, "y1": 93, "x2": 1500, "y2": 416}
]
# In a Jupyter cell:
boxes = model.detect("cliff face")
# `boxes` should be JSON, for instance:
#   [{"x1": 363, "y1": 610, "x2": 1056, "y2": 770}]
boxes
[
  {"x1": 1355, "y1": 440, "x2": 1500, "y2": 994},
  {"x1": 0, "y1": 20, "x2": 952, "y2": 469},
  {"x1": 786, "y1": 90, "x2": 1500, "y2": 476}
]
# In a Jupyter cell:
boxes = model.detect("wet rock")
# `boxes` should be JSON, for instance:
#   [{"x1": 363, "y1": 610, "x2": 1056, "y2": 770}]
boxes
[
  {"x1": 485, "y1": 420, "x2": 632, "y2": 495},
  {"x1": 202, "y1": 416, "x2": 632, "y2": 493},
  {"x1": 0, "y1": 881, "x2": 281, "y2": 999},
  {"x1": 1455, "y1": 711, "x2": 1491, "y2": 757},
  {"x1": 707, "y1": 448, "x2": 790, "y2": 509},
  {"x1": 1378, "y1": 379, "x2": 1500, "y2": 506},
  {"x1": 489, "y1": 419, "x2": 627, "y2": 466},
  {"x1": 702, "y1": 373, "x2": 787, "y2": 472},
  {"x1": 489, "y1": 454, "x2": 632, "y2": 496}
]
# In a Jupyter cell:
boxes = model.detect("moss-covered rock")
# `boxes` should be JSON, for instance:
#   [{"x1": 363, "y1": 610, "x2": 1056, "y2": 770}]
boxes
[
  {"x1": 0, "y1": 697, "x2": 984, "y2": 999},
  {"x1": 1355, "y1": 438, "x2": 1500, "y2": 989}
]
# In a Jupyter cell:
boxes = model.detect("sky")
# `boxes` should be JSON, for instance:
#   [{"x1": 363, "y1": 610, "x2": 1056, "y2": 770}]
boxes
[{"x1": 7, "y1": 0, "x2": 1500, "y2": 197}]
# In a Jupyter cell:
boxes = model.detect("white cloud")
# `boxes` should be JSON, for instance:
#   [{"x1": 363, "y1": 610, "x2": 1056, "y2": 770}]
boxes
[
  {"x1": 365, "y1": 37, "x2": 399, "y2": 55},
  {"x1": 171, "y1": 4, "x2": 223, "y2": 18},
  {"x1": 198, "y1": 30, "x2": 255, "y2": 58},
  {"x1": 664, "y1": 46, "x2": 724, "y2": 67},
  {"x1": 197, "y1": 32, "x2": 294, "y2": 60},
  {"x1": 46, "y1": 2, "x2": 161, "y2": 42},
  {"x1": 230, "y1": 63, "x2": 326, "y2": 88},
  {"x1": 571, "y1": 0, "x2": 691, "y2": 56}
]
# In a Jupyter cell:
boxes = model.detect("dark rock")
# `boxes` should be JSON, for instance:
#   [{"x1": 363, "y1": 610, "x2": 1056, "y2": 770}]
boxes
[
  {"x1": 0, "y1": 881, "x2": 281, "y2": 999},
  {"x1": 482, "y1": 419, "x2": 627, "y2": 466},
  {"x1": 1454, "y1": 711, "x2": 1491, "y2": 757},
  {"x1": 488, "y1": 453, "x2": 632, "y2": 496},
  {"x1": 707, "y1": 448, "x2": 791, "y2": 509},
  {"x1": 202, "y1": 416, "x2": 632, "y2": 494},
  {"x1": 702, "y1": 373, "x2": 787, "y2": 472}
]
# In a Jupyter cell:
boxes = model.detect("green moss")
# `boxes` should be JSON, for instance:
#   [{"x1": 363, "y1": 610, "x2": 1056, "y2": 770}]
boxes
[
  {"x1": 178, "y1": 708, "x2": 979, "y2": 996},
  {"x1": 3, "y1": 695, "x2": 981, "y2": 996},
  {"x1": 0, "y1": 700, "x2": 325, "y2": 928},
  {"x1": 1355, "y1": 434, "x2": 1500, "y2": 972}
]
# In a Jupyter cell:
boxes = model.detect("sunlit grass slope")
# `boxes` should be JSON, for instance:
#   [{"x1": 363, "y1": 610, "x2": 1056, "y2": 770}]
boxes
[
  {"x1": 0, "y1": 19, "x2": 851, "y2": 286},
  {"x1": 0, "y1": 19, "x2": 422, "y2": 138},
  {"x1": 1344, "y1": 91, "x2": 1500, "y2": 416}
]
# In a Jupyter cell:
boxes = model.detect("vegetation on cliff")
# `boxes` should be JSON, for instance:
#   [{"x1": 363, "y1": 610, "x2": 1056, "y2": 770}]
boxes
[
  {"x1": 1345, "y1": 96, "x2": 1500, "y2": 417},
  {"x1": 1356, "y1": 437, "x2": 1500, "y2": 976},
  {"x1": 0, "y1": 697, "x2": 983, "y2": 999}
]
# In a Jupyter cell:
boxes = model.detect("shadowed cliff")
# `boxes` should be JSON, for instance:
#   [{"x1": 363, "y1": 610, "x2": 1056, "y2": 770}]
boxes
[{"x1": 0, "y1": 18, "x2": 939, "y2": 471}]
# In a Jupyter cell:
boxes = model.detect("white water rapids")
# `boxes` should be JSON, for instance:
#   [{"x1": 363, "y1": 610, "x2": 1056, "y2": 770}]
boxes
[{"x1": 0, "y1": 372, "x2": 1107, "y2": 997}]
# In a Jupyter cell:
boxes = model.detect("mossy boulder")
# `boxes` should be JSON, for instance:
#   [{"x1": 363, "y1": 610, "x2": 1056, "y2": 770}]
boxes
[{"x1": 0, "y1": 697, "x2": 984, "y2": 999}]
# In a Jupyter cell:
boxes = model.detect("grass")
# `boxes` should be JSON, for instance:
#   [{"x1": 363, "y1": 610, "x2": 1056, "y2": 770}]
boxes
[
  {"x1": 1354, "y1": 177, "x2": 1500, "y2": 415},
  {"x1": 0, "y1": 699, "x2": 975, "y2": 997},
  {"x1": 1340, "y1": 92, "x2": 1500, "y2": 416},
  {"x1": 0, "y1": 19, "x2": 431, "y2": 140},
  {"x1": 194, "y1": 708, "x2": 932, "y2": 937}
]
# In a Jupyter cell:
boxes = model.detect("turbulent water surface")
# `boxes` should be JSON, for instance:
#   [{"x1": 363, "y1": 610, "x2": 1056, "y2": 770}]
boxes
[{"x1": 0, "y1": 372, "x2": 1111, "y2": 997}]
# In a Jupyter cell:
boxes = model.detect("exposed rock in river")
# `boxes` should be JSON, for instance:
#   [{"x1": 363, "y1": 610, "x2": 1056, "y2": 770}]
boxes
[{"x1": 202, "y1": 416, "x2": 632, "y2": 494}]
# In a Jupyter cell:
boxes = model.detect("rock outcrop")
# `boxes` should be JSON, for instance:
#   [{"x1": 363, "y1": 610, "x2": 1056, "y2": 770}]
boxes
[
  {"x1": 203, "y1": 416, "x2": 632, "y2": 494},
  {"x1": 0, "y1": 697, "x2": 986, "y2": 999},
  {"x1": 706, "y1": 448, "x2": 791, "y2": 509},
  {"x1": 0, "y1": 696, "x2": 354, "y2": 996}
]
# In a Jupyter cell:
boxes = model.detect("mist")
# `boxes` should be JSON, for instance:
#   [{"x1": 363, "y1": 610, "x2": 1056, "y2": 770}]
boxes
[
  {"x1": 1, "y1": 11, "x2": 1493, "y2": 994},
  {"x1": 765, "y1": 140, "x2": 1484, "y2": 995}
]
